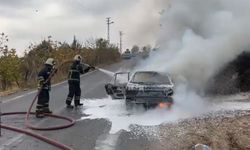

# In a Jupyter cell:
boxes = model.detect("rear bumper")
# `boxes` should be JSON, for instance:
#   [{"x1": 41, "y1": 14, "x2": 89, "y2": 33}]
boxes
[{"x1": 126, "y1": 96, "x2": 173, "y2": 104}]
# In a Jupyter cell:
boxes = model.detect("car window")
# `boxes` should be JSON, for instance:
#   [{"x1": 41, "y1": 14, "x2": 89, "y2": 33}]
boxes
[
  {"x1": 131, "y1": 72, "x2": 171, "y2": 84},
  {"x1": 115, "y1": 73, "x2": 129, "y2": 84}
]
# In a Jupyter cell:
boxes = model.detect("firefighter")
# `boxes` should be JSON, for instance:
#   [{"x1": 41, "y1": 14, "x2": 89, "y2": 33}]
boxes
[
  {"x1": 66, "y1": 55, "x2": 94, "y2": 108},
  {"x1": 36, "y1": 58, "x2": 57, "y2": 118}
]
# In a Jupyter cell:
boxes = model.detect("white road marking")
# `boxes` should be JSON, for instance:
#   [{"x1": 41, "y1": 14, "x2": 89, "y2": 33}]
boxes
[
  {"x1": 2, "y1": 91, "x2": 37, "y2": 104},
  {"x1": 0, "y1": 134, "x2": 23, "y2": 150}
]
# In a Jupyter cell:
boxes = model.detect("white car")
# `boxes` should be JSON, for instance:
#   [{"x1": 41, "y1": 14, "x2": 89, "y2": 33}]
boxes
[{"x1": 105, "y1": 71, "x2": 174, "y2": 109}]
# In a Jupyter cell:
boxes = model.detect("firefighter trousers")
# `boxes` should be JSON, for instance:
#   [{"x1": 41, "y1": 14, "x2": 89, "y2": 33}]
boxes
[
  {"x1": 36, "y1": 89, "x2": 50, "y2": 112},
  {"x1": 66, "y1": 80, "x2": 81, "y2": 106}
]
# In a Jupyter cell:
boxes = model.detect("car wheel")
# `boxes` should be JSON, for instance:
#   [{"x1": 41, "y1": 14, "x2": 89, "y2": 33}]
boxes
[
  {"x1": 125, "y1": 99, "x2": 134, "y2": 110},
  {"x1": 143, "y1": 103, "x2": 149, "y2": 110}
]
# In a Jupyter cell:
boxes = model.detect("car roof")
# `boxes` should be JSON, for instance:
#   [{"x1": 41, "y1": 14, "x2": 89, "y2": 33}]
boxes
[
  {"x1": 134, "y1": 71, "x2": 158, "y2": 73},
  {"x1": 133, "y1": 71, "x2": 171, "y2": 77}
]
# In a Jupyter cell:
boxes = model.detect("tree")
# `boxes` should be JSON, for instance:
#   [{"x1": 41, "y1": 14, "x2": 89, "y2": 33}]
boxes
[
  {"x1": 0, "y1": 48, "x2": 21, "y2": 90},
  {"x1": 0, "y1": 34, "x2": 121, "y2": 91},
  {"x1": 0, "y1": 33, "x2": 21, "y2": 90},
  {"x1": 71, "y1": 35, "x2": 82, "y2": 51},
  {"x1": 94, "y1": 38, "x2": 120, "y2": 64},
  {"x1": 131, "y1": 45, "x2": 140, "y2": 54},
  {"x1": 20, "y1": 39, "x2": 55, "y2": 86},
  {"x1": 96, "y1": 38, "x2": 109, "y2": 49},
  {"x1": 0, "y1": 32, "x2": 9, "y2": 56},
  {"x1": 141, "y1": 44, "x2": 151, "y2": 59},
  {"x1": 142, "y1": 44, "x2": 151, "y2": 53}
]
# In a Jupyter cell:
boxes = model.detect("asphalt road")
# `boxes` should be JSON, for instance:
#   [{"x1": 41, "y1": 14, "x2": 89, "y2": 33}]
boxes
[
  {"x1": 0, "y1": 58, "x2": 147, "y2": 150},
  {"x1": 1, "y1": 57, "x2": 250, "y2": 150}
]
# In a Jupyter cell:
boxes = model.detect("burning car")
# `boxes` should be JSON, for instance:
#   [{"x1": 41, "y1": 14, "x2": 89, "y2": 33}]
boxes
[{"x1": 105, "y1": 71, "x2": 174, "y2": 109}]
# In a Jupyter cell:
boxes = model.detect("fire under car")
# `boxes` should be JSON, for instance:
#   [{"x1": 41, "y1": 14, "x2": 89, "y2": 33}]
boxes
[{"x1": 105, "y1": 71, "x2": 174, "y2": 109}]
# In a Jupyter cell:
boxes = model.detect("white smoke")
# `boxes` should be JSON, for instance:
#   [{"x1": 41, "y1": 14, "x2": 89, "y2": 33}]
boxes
[
  {"x1": 77, "y1": 1, "x2": 250, "y2": 139},
  {"x1": 138, "y1": 0, "x2": 250, "y2": 90},
  {"x1": 117, "y1": 0, "x2": 169, "y2": 50}
]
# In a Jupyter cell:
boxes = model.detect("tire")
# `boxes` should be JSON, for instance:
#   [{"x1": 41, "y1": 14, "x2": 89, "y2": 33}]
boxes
[
  {"x1": 125, "y1": 98, "x2": 134, "y2": 110},
  {"x1": 143, "y1": 103, "x2": 148, "y2": 110}
]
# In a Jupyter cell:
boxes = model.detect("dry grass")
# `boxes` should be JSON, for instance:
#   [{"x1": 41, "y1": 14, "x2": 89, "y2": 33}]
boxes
[{"x1": 0, "y1": 86, "x2": 21, "y2": 97}]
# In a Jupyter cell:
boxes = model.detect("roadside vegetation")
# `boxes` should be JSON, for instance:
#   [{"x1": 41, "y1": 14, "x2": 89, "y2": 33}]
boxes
[
  {"x1": 0, "y1": 33, "x2": 121, "y2": 93},
  {"x1": 206, "y1": 51, "x2": 250, "y2": 95}
]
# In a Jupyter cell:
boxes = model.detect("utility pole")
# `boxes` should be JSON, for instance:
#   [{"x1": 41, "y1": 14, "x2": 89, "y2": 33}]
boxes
[
  {"x1": 106, "y1": 17, "x2": 114, "y2": 43},
  {"x1": 119, "y1": 31, "x2": 123, "y2": 53}
]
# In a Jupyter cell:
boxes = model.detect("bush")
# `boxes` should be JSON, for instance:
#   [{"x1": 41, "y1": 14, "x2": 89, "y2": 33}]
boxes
[{"x1": 0, "y1": 35, "x2": 121, "y2": 91}]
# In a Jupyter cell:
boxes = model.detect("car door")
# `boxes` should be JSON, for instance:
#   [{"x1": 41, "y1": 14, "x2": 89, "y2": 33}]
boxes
[{"x1": 105, "y1": 72, "x2": 129, "y2": 99}]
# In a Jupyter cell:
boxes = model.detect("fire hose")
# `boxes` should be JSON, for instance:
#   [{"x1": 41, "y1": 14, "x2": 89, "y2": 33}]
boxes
[{"x1": 0, "y1": 60, "x2": 94, "y2": 150}]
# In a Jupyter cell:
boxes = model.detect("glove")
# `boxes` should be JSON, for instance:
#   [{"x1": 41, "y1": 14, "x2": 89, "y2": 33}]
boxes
[
  {"x1": 37, "y1": 83, "x2": 44, "y2": 90},
  {"x1": 53, "y1": 68, "x2": 58, "y2": 73},
  {"x1": 52, "y1": 66, "x2": 58, "y2": 73},
  {"x1": 37, "y1": 86, "x2": 42, "y2": 90},
  {"x1": 37, "y1": 77, "x2": 45, "y2": 90}
]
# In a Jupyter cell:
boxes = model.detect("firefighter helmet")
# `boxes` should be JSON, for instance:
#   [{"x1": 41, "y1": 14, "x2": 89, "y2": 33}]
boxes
[
  {"x1": 45, "y1": 58, "x2": 56, "y2": 66},
  {"x1": 74, "y1": 55, "x2": 82, "y2": 62}
]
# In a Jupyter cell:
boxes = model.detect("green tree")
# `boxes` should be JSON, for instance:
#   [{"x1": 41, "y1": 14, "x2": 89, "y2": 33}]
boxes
[
  {"x1": 0, "y1": 49, "x2": 21, "y2": 90},
  {"x1": 131, "y1": 45, "x2": 140, "y2": 54},
  {"x1": 1, "y1": 34, "x2": 121, "y2": 91}
]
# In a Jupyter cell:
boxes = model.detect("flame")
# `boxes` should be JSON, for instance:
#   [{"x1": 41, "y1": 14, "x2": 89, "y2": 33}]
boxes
[
  {"x1": 158, "y1": 102, "x2": 172, "y2": 109},
  {"x1": 159, "y1": 102, "x2": 168, "y2": 108}
]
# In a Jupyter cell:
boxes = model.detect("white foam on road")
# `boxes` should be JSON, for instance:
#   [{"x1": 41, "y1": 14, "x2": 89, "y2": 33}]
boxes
[
  {"x1": 80, "y1": 97, "x2": 209, "y2": 134},
  {"x1": 80, "y1": 91, "x2": 250, "y2": 134},
  {"x1": 94, "y1": 133, "x2": 120, "y2": 150},
  {"x1": 79, "y1": 85, "x2": 213, "y2": 133}
]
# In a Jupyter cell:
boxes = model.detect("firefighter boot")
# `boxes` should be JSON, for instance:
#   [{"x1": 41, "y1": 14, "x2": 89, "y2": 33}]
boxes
[
  {"x1": 43, "y1": 107, "x2": 53, "y2": 114},
  {"x1": 74, "y1": 100, "x2": 83, "y2": 107},
  {"x1": 66, "y1": 97, "x2": 74, "y2": 109},
  {"x1": 36, "y1": 110, "x2": 45, "y2": 118},
  {"x1": 74, "y1": 96, "x2": 83, "y2": 107},
  {"x1": 66, "y1": 105, "x2": 74, "y2": 109}
]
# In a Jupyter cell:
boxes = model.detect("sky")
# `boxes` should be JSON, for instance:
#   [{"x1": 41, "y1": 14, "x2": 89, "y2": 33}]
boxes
[{"x1": 0, "y1": 0, "x2": 167, "y2": 55}]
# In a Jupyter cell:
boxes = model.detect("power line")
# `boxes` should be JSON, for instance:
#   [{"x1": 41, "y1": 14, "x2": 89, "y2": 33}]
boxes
[{"x1": 106, "y1": 17, "x2": 114, "y2": 43}]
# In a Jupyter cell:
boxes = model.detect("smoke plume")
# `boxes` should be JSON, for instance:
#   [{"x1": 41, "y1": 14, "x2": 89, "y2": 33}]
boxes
[{"x1": 138, "y1": 0, "x2": 250, "y2": 91}]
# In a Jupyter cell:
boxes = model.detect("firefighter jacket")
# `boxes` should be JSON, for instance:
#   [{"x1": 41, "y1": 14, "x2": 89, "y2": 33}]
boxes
[
  {"x1": 37, "y1": 65, "x2": 53, "y2": 90},
  {"x1": 68, "y1": 61, "x2": 91, "y2": 82}
]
